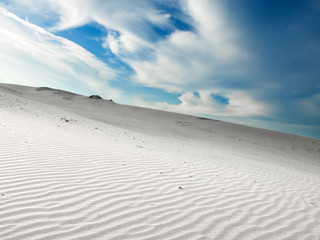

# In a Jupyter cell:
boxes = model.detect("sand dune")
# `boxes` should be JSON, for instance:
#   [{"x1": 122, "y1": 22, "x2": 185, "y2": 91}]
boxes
[{"x1": 0, "y1": 83, "x2": 320, "y2": 239}]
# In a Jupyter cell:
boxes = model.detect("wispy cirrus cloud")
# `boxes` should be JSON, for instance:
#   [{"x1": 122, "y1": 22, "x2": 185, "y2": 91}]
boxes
[
  {"x1": 0, "y1": 6, "x2": 120, "y2": 99},
  {"x1": 102, "y1": 0, "x2": 251, "y2": 93},
  {"x1": 2, "y1": 0, "x2": 251, "y2": 90}
]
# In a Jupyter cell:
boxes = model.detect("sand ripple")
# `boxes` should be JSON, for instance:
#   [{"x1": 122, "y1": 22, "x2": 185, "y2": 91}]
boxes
[{"x1": 0, "y1": 89, "x2": 320, "y2": 239}]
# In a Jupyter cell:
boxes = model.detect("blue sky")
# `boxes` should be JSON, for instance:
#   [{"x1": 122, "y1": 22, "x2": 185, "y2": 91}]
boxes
[{"x1": 0, "y1": 0, "x2": 319, "y2": 139}]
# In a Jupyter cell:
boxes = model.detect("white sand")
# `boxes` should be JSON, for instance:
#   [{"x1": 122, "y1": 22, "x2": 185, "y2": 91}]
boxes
[{"x1": 0, "y1": 83, "x2": 320, "y2": 240}]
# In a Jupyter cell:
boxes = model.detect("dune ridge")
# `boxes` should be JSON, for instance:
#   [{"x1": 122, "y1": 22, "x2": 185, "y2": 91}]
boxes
[{"x1": 0, "y1": 84, "x2": 320, "y2": 239}]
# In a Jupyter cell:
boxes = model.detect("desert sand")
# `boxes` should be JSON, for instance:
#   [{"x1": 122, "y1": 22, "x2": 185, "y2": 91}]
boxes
[{"x1": 0, "y1": 83, "x2": 319, "y2": 240}]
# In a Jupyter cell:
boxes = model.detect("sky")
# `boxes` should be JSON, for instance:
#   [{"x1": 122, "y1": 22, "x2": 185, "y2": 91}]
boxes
[{"x1": 0, "y1": 0, "x2": 319, "y2": 139}]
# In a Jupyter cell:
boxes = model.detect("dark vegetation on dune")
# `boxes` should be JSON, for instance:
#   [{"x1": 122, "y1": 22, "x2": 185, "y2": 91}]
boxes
[{"x1": 88, "y1": 95, "x2": 103, "y2": 99}]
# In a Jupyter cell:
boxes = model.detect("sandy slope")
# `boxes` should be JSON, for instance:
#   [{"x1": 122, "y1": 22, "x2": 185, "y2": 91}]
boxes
[{"x1": 0, "y1": 83, "x2": 320, "y2": 240}]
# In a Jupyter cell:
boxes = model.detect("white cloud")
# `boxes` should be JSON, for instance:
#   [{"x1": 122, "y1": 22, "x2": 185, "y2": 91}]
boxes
[
  {"x1": 128, "y1": 0, "x2": 251, "y2": 92},
  {"x1": 0, "y1": 6, "x2": 118, "y2": 98},
  {"x1": 2, "y1": 0, "x2": 250, "y2": 91},
  {"x1": 136, "y1": 89, "x2": 267, "y2": 118},
  {"x1": 16, "y1": 0, "x2": 170, "y2": 54}
]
